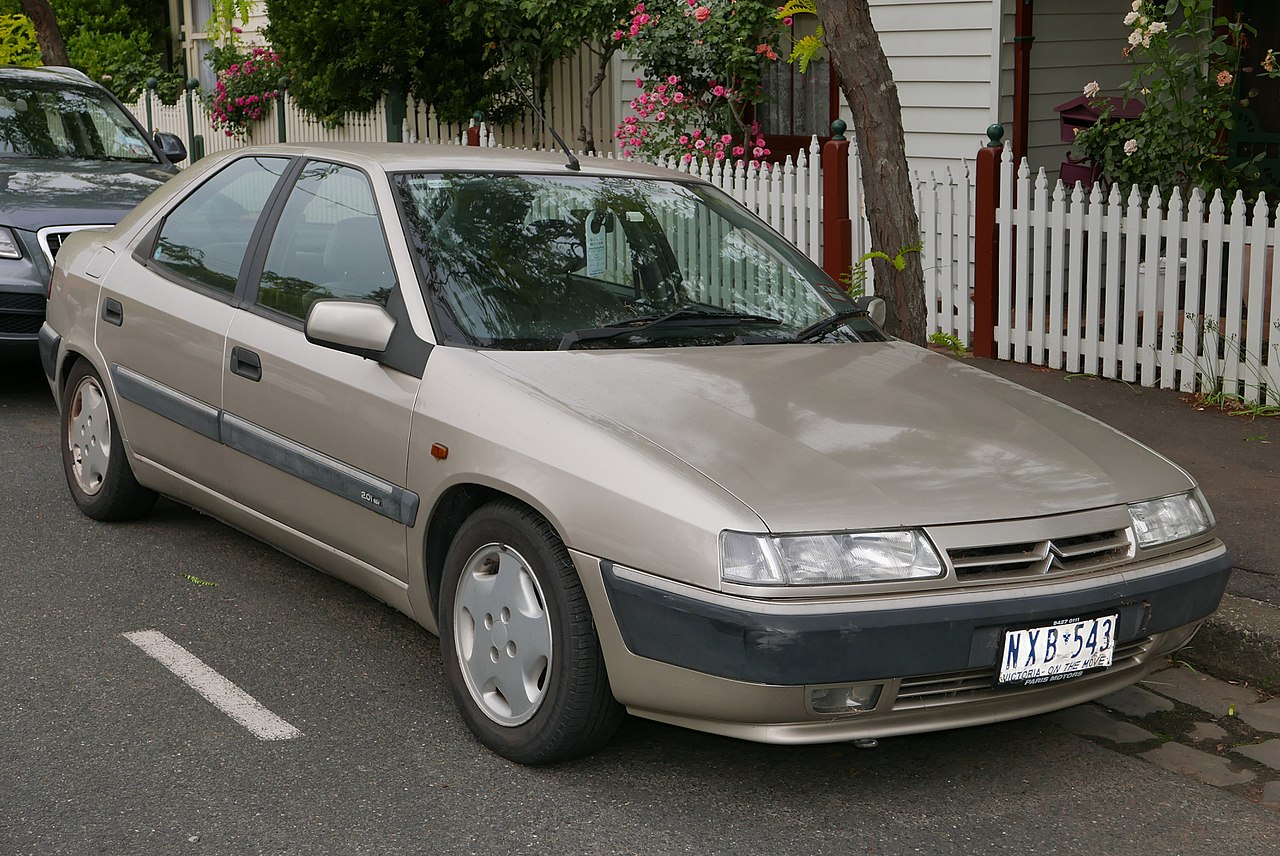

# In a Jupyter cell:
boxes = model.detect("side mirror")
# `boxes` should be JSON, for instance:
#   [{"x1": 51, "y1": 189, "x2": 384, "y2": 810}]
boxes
[
  {"x1": 155, "y1": 132, "x2": 187, "y2": 164},
  {"x1": 305, "y1": 300, "x2": 396, "y2": 357},
  {"x1": 853, "y1": 295, "x2": 887, "y2": 327}
]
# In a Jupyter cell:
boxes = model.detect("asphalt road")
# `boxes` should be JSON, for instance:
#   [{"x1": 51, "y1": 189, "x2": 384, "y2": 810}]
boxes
[{"x1": 3, "y1": 350, "x2": 1278, "y2": 856}]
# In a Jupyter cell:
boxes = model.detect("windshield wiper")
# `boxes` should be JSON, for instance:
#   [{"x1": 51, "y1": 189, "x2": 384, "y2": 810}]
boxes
[
  {"x1": 558, "y1": 308, "x2": 782, "y2": 350},
  {"x1": 790, "y1": 308, "x2": 871, "y2": 343}
]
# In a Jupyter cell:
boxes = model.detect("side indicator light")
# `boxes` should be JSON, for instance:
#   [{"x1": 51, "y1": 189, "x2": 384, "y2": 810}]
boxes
[{"x1": 430, "y1": 443, "x2": 448, "y2": 460}]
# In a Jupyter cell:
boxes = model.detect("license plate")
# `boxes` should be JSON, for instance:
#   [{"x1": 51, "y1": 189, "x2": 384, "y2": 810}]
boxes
[{"x1": 998, "y1": 614, "x2": 1117, "y2": 686}]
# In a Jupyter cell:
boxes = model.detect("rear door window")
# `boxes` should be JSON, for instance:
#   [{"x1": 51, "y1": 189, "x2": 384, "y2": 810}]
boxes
[{"x1": 150, "y1": 156, "x2": 290, "y2": 294}]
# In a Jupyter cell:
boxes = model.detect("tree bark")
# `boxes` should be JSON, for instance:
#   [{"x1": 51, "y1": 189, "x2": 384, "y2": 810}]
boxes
[
  {"x1": 579, "y1": 42, "x2": 618, "y2": 155},
  {"x1": 19, "y1": 0, "x2": 68, "y2": 67},
  {"x1": 815, "y1": 0, "x2": 926, "y2": 344}
]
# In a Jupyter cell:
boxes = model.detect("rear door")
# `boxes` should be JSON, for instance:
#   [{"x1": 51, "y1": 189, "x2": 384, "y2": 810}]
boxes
[
  {"x1": 220, "y1": 159, "x2": 424, "y2": 579},
  {"x1": 97, "y1": 155, "x2": 292, "y2": 497}
]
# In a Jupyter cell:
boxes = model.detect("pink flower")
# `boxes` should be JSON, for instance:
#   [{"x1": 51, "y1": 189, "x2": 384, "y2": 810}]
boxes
[
  {"x1": 692, "y1": 129, "x2": 702, "y2": 138},
  {"x1": 673, "y1": 92, "x2": 685, "y2": 103},
  {"x1": 714, "y1": 151, "x2": 725, "y2": 160},
  {"x1": 229, "y1": 64, "x2": 240, "y2": 74},
  {"x1": 667, "y1": 74, "x2": 678, "y2": 84},
  {"x1": 711, "y1": 85, "x2": 726, "y2": 97},
  {"x1": 1216, "y1": 70, "x2": 1233, "y2": 87},
  {"x1": 679, "y1": 135, "x2": 689, "y2": 144},
  {"x1": 732, "y1": 146, "x2": 744, "y2": 156},
  {"x1": 714, "y1": 141, "x2": 724, "y2": 151},
  {"x1": 613, "y1": 30, "x2": 623, "y2": 40},
  {"x1": 752, "y1": 146, "x2": 764, "y2": 157},
  {"x1": 694, "y1": 6, "x2": 711, "y2": 22},
  {"x1": 695, "y1": 139, "x2": 706, "y2": 149},
  {"x1": 656, "y1": 111, "x2": 666, "y2": 120},
  {"x1": 682, "y1": 153, "x2": 693, "y2": 163},
  {"x1": 721, "y1": 133, "x2": 732, "y2": 144},
  {"x1": 783, "y1": 16, "x2": 793, "y2": 25}
]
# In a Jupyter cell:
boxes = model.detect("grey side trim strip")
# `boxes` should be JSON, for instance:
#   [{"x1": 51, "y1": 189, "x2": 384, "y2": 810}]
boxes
[
  {"x1": 111, "y1": 364, "x2": 221, "y2": 442},
  {"x1": 220, "y1": 412, "x2": 419, "y2": 526}
]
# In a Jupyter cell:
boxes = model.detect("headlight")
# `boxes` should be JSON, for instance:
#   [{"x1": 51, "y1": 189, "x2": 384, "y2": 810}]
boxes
[
  {"x1": 721, "y1": 529, "x2": 944, "y2": 586},
  {"x1": 1128, "y1": 489, "x2": 1213, "y2": 549},
  {"x1": 0, "y1": 227, "x2": 21, "y2": 259}
]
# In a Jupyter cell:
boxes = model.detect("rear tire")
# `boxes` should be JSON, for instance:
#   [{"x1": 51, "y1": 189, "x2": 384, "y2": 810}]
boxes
[
  {"x1": 438, "y1": 500, "x2": 623, "y2": 764},
  {"x1": 60, "y1": 360, "x2": 157, "y2": 521}
]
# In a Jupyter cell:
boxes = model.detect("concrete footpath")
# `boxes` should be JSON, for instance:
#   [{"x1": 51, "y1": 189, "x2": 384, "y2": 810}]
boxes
[{"x1": 972, "y1": 357, "x2": 1280, "y2": 692}]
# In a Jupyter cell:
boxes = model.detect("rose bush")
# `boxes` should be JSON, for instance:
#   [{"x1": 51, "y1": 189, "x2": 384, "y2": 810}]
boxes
[
  {"x1": 612, "y1": 0, "x2": 778, "y2": 164},
  {"x1": 206, "y1": 41, "x2": 285, "y2": 139},
  {"x1": 1074, "y1": 0, "x2": 1277, "y2": 195}
]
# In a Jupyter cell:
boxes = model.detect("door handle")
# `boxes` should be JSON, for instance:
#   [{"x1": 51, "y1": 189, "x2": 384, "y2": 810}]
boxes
[
  {"x1": 101, "y1": 298, "x2": 123, "y2": 326},
  {"x1": 229, "y1": 346, "x2": 262, "y2": 382}
]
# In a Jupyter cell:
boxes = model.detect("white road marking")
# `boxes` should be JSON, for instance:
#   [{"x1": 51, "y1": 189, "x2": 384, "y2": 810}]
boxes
[{"x1": 123, "y1": 629, "x2": 301, "y2": 741}]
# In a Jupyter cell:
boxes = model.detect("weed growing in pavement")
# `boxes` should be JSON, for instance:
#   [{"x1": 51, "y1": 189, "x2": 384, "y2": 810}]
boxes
[{"x1": 1176, "y1": 315, "x2": 1280, "y2": 417}]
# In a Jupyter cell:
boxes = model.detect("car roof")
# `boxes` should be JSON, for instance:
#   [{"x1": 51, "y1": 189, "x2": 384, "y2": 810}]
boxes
[
  {"x1": 0, "y1": 65, "x2": 100, "y2": 87},
  {"x1": 229, "y1": 142, "x2": 708, "y2": 183}
]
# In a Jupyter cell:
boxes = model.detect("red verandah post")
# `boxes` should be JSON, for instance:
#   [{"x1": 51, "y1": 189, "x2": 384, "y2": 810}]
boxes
[
  {"x1": 821, "y1": 119, "x2": 853, "y2": 282},
  {"x1": 971, "y1": 124, "x2": 1005, "y2": 359}
]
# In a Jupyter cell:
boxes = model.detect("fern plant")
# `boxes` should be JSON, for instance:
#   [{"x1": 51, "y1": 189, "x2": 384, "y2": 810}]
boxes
[{"x1": 777, "y1": 1, "x2": 824, "y2": 73}]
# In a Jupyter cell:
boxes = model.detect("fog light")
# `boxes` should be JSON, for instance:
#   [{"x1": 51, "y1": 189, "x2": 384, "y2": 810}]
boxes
[{"x1": 808, "y1": 683, "x2": 882, "y2": 715}]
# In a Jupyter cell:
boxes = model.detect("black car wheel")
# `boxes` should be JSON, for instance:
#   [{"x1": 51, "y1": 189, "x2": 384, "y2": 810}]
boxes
[
  {"x1": 439, "y1": 500, "x2": 623, "y2": 764},
  {"x1": 60, "y1": 360, "x2": 157, "y2": 521}
]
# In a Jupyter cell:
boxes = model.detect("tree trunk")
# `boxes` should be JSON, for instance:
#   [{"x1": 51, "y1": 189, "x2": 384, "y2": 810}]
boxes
[
  {"x1": 20, "y1": 0, "x2": 68, "y2": 67},
  {"x1": 815, "y1": 0, "x2": 926, "y2": 344},
  {"x1": 579, "y1": 42, "x2": 618, "y2": 155}
]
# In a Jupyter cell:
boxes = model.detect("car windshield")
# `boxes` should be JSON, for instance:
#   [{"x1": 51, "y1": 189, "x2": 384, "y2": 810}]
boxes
[
  {"x1": 0, "y1": 79, "x2": 156, "y2": 162},
  {"x1": 394, "y1": 172, "x2": 881, "y2": 350}
]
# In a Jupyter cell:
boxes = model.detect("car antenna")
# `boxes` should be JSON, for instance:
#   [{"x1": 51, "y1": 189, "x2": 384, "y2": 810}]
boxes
[{"x1": 512, "y1": 77, "x2": 580, "y2": 172}]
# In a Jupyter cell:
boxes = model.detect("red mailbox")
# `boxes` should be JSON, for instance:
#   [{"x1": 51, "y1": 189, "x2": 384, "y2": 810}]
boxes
[{"x1": 1054, "y1": 95, "x2": 1144, "y2": 143}]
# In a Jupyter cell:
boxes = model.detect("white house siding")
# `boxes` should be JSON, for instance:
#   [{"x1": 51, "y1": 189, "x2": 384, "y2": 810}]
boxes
[
  {"x1": 843, "y1": 0, "x2": 1002, "y2": 176},
  {"x1": 998, "y1": 0, "x2": 1133, "y2": 177}
]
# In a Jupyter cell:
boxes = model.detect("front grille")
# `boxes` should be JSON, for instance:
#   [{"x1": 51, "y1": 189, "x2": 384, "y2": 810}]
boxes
[
  {"x1": 947, "y1": 528, "x2": 1132, "y2": 581},
  {"x1": 41, "y1": 231, "x2": 67, "y2": 260},
  {"x1": 37, "y1": 224, "x2": 111, "y2": 265},
  {"x1": 892, "y1": 636, "x2": 1153, "y2": 711}
]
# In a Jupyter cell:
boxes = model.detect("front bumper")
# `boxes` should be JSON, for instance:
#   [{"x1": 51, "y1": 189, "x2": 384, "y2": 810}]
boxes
[{"x1": 576, "y1": 541, "x2": 1230, "y2": 743}]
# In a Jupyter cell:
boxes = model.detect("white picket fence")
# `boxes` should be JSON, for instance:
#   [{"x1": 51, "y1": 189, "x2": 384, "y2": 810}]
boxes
[
  {"x1": 123, "y1": 90, "x2": 975, "y2": 344},
  {"x1": 995, "y1": 146, "x2": 1280, "y2": 405}
]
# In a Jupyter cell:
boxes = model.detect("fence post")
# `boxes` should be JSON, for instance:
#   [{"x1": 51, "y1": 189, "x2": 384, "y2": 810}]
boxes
[
  {"x1": 971, "y1": 124, "x2": 1004, "y2": 359},
  {"x1": 385, "y1": 81, "x2": 406, "y2": 143},
  {"x1": 466, "y1": 111, "x2": 483, "y2": 146},
  {"x1": 144, "y1": 76, "x2": 156, "y2": 137},
  {"x1": 183, "y1": 78, "x2": 204, "y2": 162},
  {"x1": 822, "y1": 119, "x2": 853, "y2": 282},
  {"x1": 276, "y1": 76, "x2": 290, "y2": 143}
]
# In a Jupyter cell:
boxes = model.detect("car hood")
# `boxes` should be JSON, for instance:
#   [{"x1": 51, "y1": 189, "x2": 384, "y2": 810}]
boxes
[
  {"x1": 0, "y1": 158, "x2": 175, "y2": 230},
  {"x1": 480, "y1": 342, "x2": 1193, "y2": 532}
]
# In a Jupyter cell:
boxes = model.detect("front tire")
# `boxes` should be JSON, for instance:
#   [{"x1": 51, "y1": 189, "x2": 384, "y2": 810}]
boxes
[
  {"x1": 438, "y1": 500, "x2": 623, "y2": 764},
  {"x1": 60, "y1": 360, "x2": 157, "y2": 521}
]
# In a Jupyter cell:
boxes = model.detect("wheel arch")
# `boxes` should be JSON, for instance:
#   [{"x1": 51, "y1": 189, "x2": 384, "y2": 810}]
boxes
[{"x1": 422, "y1": 481, "x2": 572, "y2": 618}]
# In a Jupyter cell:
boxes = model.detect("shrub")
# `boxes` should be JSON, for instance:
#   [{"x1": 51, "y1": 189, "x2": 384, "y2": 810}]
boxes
[
  {"x1": 0, "y1": 13, "x2": 40, "y2": 67},
  {"x1": 206, "y1": 42, "x2": 285, "y2": 138}
]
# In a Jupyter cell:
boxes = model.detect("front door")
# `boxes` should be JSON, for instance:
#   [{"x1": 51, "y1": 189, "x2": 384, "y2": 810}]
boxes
[{"x1": 221, "y1": 160, "x2": 419, "y2": 579}]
